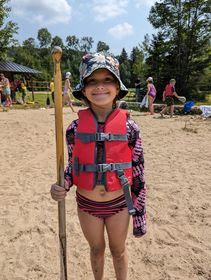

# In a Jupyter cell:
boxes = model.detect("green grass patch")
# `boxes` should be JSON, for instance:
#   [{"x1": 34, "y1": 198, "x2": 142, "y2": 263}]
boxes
[{"x1": 196, "y1": 93, "x2": 211, "y2": 106}]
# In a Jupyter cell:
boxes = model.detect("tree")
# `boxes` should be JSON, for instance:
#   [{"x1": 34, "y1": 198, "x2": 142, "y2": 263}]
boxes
[
  {"x1": 66, "y1": 35, "x2": 79, "y2": 50},
  {"x1": 96, "y1": 41, "x2": 110, "y2": 52},
  {"x1": 130, "y1": 47, "x2": 146, "y2": 84},
  {"x1": 51, "y1": 36, "x2": 64, "y2": 49},
  {"x1": 80, "y1": 36, "x2": 94, "y2": 53},
  {"x1": 0, "y1": 0, "x2": 18, "y2": 59},
  {"x1": 23, "y1": 37, "x2": 36, "y2": 49},
  {"x1": 37, "y1": 28, "x2": 52, "y2": 48},
  {"x1": 118, "y1": 48, "x2": 131, "y2": 87},
  {"x1": 148, "y1": 0, "x2": 210, "y2": 98}
]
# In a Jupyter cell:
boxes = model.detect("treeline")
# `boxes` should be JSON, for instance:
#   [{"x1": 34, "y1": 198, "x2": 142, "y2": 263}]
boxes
[{"x1": 1, "y1": 0, "x2": 210, "y2": 100}]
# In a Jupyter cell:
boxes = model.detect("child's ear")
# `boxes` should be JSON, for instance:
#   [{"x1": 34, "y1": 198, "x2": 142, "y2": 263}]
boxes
[{"x1": 82, "y1": 88, "x2": 86, "y2": 96}]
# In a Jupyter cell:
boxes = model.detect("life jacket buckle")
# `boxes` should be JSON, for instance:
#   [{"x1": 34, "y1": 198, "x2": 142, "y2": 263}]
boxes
[
  {"x1": 97, "y1": 163, "x2": 111, "y2": 172},
  {"x1": 96, "y1": 133, "x2": 111, "y2": 141}
]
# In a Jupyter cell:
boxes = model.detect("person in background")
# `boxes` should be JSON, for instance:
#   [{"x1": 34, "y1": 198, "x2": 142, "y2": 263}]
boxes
[
  {"x1": 160, "y1": 79, "x2": 180, "y2": 117},
  {"x1": 20, "y1": 82, "x2": 27, "y2": 104},
  {"x1": 50, "y1": 78, "x2": 54, "y2": 103},
  {"x1": 63, "y1": 72, "x2": 75, "y2": 112},
  {"x1": 146, "y1": 77, "x2": 156, "y2": 115},
  {"x1": 0, "y1": 73, "x2": 12, "y2": 107}
]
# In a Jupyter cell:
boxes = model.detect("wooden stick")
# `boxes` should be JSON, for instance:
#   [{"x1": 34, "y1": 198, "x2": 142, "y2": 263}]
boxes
[{"x1": 52, "y1": 46, "x2": 68, "y2": 280}]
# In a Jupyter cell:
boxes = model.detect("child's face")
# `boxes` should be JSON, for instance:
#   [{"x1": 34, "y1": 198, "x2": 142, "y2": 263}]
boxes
[{"x1": 83, "y1": 69, "x2": 119, "y2": 108}]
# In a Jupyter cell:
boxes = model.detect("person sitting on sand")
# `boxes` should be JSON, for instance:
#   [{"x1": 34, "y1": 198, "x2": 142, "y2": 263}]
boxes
[
  {"x1": 160, "y1": 79, "x2": 180, "y2": 117},
  {"x1": 51, "y1": 52, "x2": 147, "y2": 280}
]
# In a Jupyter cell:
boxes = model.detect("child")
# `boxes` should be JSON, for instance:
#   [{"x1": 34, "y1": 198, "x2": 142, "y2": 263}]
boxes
[
  {"x1": 20, "y1": 82, "x2": 27, "y2": 104},
  {"x1": 0, "y1": 73, "x2": 12, "y2": 107},
  {"x1": 51, "y1": 52, "x2": 146, "y2": 280},
  {"x1": 63, "y1": 71, "x2": 75, "y2": 112},
  {"x1": 160, "y1": 78, "x2": 180, "y2": 117},
  {"x1": 49, "y1": 78, "x2": 54, "y2": 103},
  {"x1": 146, "y1": 77, "x2": 156, "y2": 115}
]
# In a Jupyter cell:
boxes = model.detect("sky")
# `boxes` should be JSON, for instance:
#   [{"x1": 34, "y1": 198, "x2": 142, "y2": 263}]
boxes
[{"x1": 8, "y1": 0, "x2": 157, "y2": 55}]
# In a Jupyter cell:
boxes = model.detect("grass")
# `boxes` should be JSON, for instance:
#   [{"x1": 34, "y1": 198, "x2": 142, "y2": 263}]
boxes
[
  {"x1": 4, "y1": 90, "x2": 211, "y2": 110},
  {"x1": 195, "y1": 94, "x2": 211, "y2": 106}
]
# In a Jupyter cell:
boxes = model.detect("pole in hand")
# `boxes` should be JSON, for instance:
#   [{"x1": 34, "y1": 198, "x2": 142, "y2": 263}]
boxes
[{"x1": 52, "y1": 46, "x2": 68, "y2": 280}]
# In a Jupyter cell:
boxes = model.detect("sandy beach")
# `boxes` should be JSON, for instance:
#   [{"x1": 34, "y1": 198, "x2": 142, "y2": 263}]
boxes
[{"x1": 0, "y1": 107, "x2": 210, "y2": 280}]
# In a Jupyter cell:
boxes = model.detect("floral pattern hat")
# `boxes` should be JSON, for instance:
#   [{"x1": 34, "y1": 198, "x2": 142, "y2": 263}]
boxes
[{"x1": 73, "y1": 52, "x2": 128, "y2": 100}]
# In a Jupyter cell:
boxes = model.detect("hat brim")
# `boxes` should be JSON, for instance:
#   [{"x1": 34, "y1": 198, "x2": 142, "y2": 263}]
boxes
[{"x1": 72, "y1": 66, "x2": 128, "y2": 100}]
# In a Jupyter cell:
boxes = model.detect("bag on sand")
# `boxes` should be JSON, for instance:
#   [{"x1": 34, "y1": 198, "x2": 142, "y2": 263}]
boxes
[{"x1": 140, "y1": 95, "x2": 148, "y2": 108}]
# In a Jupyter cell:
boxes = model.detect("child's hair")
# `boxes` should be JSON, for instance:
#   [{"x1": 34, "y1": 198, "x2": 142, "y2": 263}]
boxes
[{"x1": 170, "y1": 78, "x2": 176, "y2": 83}]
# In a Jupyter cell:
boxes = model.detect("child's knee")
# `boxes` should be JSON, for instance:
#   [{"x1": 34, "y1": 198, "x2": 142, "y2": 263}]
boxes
[
  {"x1": 109, "y1": 245, "x2": 126, "y2": 260},
  {"x1": 90, "y1": 244, "x2": 105, "y2": 258}
]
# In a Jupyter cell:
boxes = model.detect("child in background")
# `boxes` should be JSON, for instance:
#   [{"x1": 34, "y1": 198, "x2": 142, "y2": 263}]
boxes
[
  {"x1": 160, "y1": 78, "x2": 180, "y2": 117},
  {"x1": 20, "y1": 82, "x2": 27, "y2": 104},
  {"x1": 50, "y1": 52, "x2": 146, "y2": 280},
  {"x1": 63, "y1": 72, "x2": 75, "y2": 112},
  {"x1": 50, "y1": 78, "x2": 54, "y2": 103},
  {"x1": 146, "y1": 77, "x2": 156, "y2": 115}
]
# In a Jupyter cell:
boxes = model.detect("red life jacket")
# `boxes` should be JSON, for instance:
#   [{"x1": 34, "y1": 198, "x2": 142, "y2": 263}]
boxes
[
  {"x1": 72, "y1": 108, "x2": 132, "y2": 192},
  {"x1": 165, "y1": 84, "x2": 174, "y2": 97}
]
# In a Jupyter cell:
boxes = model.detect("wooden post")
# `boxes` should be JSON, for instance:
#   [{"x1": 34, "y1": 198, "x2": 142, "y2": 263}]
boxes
[{"x1": 52, "y1": 46, "x2": 68, "y2": 280}]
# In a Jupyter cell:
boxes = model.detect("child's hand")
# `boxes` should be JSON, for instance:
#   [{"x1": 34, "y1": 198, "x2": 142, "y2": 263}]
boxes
[{"x1": 50, "y1": 183, "x2": 67, "y2": 201}]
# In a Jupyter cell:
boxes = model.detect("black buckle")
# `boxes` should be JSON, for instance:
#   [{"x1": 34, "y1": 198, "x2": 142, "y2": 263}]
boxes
[
  {"x1": 97, "y1": 163, "x2": 115, "y2": 172},
  {"x1": 96, "y1": 133, "x2": 111, "y2": 141}
]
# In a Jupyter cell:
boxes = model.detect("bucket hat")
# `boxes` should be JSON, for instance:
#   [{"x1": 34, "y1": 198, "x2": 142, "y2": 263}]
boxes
[
  {"x1": 73, "y1": 52, "x2": 128, "y2": 100},
  {"x1": 65, "y1": 72, "x2": 71, "y2": 78},
  {"x1": 146, "y1": 77, "x2": 153, "y2": 82}
]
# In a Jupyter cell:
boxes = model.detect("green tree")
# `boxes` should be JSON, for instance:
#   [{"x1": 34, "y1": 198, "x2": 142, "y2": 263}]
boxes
[
  {"x1": 0, "y1": 0, "x2": 18, "y2": 59},
  {"x1": 80, "y1": 36, "x2": 94, "y2": 53},
  {"x1": 51, "y1": 36, "x2": 64, "y2": 49},
  {"x1": 130, "y1": 46, "x2": 146, "y2": 85},
  {"x1": 37, "y1": 28, "x2": 52, "y2": 48},
  {"x1": 96, "y1": 41, "x2": 110, "y2": 52},
  {"x1": 148, "y1": 0, "x2": 210, "y2": 99},
  {"x1": 66, "y1": 35, "x2": 79, "y2": 50},
  {"x1": 118, "y1": 48, "x2": 131, "y2": 87}
]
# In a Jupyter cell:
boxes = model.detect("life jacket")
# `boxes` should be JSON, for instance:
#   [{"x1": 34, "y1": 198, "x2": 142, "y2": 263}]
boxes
[
  {"x1": 165, "y1": 84, "x2": 174, "y2": 97},
  {"x1": 72, "y1": 108, "x2": 135, "y2": 215}
]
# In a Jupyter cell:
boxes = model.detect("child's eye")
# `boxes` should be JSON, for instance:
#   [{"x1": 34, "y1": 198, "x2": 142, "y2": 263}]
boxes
[{"x1": 104, "y1": 78, "x2": 115, "y2": 84}]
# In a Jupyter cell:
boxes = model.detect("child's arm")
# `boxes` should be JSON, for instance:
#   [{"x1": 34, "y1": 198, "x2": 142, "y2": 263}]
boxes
[
  {"x1": 127, "y1": 119, "x2": 146, "y2": 237},
  {"x1": 50, "y1": 120, "x2": 77, "y2": 201},
  {"x1": 162, "y1": 90, "x2": 166, "y2": 101},
  {"x1": 64, "y1": 119, "x2": 78, "y2": 190}
]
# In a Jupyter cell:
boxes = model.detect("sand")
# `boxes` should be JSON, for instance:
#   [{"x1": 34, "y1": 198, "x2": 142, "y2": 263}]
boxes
[{"x1": 0, "y1": 107, "x2": 210, "y2": 280}]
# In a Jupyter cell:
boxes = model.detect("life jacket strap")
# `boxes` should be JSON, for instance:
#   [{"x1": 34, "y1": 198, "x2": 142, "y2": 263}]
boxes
[
  {"x1": 116, "y1": 170, "x2": 136, "y2": 216},
  {"x1": 73, "y1": 161, "x2": 132, "y2": 173},
  {"x1": 76, "y1": 132, "x2": 128, "y2": 143}
]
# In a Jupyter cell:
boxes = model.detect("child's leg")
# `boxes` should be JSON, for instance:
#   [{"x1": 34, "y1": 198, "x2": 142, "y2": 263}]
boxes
[
  {"x1": 105, "y1": 208, "x2": 130, "y2": 280},
  {"x1": 160, "y1": 105, "x2": 167, "y2": 116},
  {"x1": 148, "y1": 96, "x2": 154, "y2": 115},
  {"x1": 170, "y1": 105, "x2": 174, "y2": 117},
  {"x1": 67, "y1": 95, "x2": 75, "y2": 112},
  {"x1": 77, "y1": 208, "x2": 105, "y2": 280}
]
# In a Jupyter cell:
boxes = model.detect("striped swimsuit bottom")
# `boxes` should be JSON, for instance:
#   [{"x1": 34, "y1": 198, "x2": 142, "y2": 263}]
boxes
[{"x1": 76, "y1": 191, "x2": 127, "y2": 219}]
